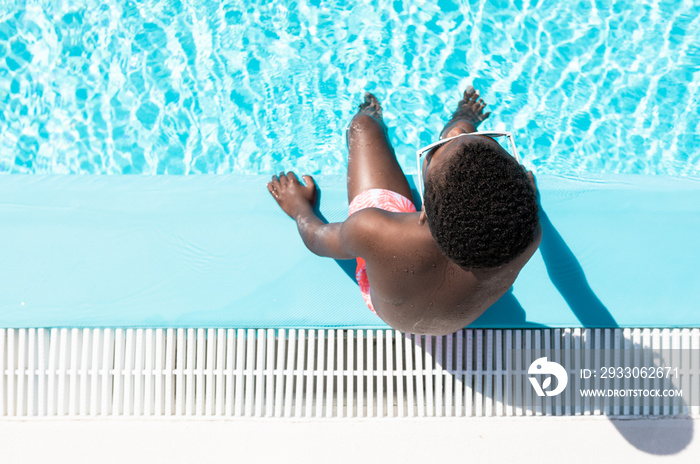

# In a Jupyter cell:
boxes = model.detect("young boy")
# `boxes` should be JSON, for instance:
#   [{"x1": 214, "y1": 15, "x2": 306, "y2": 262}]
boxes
[{"x1": 267, "y1": 87, "x2": 541, "y2": 335}]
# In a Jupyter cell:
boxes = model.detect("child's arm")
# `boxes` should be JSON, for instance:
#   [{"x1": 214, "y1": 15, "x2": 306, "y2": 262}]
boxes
[{"x1": 267, "y1": 172, "x2": 357, "y2": 260}]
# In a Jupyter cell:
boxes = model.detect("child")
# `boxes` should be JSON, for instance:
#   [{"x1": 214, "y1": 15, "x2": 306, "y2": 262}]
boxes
[{"x1": 268, "y1": 87, "x2": 541, "y2": 335}]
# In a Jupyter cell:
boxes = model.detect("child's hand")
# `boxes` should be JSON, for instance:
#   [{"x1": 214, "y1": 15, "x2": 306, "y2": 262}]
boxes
[{"x1": 267, "y1": 172, "x2": 317, "y2": 219}]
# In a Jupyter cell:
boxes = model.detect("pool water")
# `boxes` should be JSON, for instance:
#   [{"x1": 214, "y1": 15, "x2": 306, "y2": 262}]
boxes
[{"x1": 0, "y1": 0, "x2": 698, "y2": 176}]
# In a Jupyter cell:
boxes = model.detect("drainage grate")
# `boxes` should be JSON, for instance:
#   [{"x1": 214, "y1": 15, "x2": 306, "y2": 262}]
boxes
[{"x1": 1, "y1": 328, "x2": 698, "y2": 417}]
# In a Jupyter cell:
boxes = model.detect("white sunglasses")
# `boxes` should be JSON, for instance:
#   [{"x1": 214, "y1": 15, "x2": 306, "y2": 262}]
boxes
[{"x1": 415, "y1": 131, "x2": 521, "y2": 205}]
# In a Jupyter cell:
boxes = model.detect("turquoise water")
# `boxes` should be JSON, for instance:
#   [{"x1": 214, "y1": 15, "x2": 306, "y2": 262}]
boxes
[{"x1": 0, "y1": 0, "x2": 698, "y2": 176}]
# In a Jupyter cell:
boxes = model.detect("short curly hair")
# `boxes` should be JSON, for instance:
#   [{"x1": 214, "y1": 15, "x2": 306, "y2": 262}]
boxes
[{"x1": 423, "y1": 137, "x2": 539, "y2": 269}]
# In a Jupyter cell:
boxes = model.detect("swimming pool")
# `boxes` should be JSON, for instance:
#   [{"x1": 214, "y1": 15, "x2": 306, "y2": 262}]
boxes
[
  {"x1": 2, "y1": 1, "x2": 700, "y2": 422},
  {"x1": 1, "y1": 0, "x2": 698, "y2": 176}
]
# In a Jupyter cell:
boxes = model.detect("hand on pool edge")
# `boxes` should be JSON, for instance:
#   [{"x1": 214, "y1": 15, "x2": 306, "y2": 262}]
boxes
[{"x1": 267, "y1": 172, "x2": 317, "y2": 219}]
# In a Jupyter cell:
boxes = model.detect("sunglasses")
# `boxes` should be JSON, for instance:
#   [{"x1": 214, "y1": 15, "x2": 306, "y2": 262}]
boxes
[{"x1": 415, "y1": 131, "x2": 521, "y2": 205}]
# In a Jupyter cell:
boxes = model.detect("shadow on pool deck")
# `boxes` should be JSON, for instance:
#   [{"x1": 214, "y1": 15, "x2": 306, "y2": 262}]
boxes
[
  {"x1": 539, "y1": 207, "x2": 693, "y2": 454},
  {"x1": 325, "y1": 187, "x2": 694, "y2": 455},
  {"x1": 434, "y1": 205, "x2": 693, "y2": 454},
  {"x1": 471, "y1": 207, "x2": 619, "y2": 328}
]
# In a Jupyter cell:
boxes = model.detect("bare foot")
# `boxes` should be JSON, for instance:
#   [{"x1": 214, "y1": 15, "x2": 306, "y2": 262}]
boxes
[
  {"x1": 357, "y1": 92, "x2": 383, "y2": 121},
  {"x1": 347, "y1": 92, "x2": 390, "y2": 141},
  {"x1": 439, "y1": 86, "x2": 491, "y2": 138}
]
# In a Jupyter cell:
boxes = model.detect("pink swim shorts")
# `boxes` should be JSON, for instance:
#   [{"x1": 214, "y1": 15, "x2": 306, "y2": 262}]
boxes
[{"x1": 348, "y1": 188, "x2": 418, "y2": 314}]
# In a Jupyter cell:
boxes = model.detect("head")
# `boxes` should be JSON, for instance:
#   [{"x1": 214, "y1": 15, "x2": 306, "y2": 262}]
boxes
[{"x1": 421, "y1": 135, "x2": 539, "y2": 270}]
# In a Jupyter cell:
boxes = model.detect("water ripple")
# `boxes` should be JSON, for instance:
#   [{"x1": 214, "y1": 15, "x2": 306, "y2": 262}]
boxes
[{"x1": 0, "y1": 0, "x2": 697, "y2": 176}]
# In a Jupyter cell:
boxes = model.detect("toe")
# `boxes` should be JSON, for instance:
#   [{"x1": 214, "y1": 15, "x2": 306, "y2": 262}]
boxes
[
  {"x1": 365, "y1": 92, "x2": 379, "y2": 106},
  {"x1": 358, "y1": 92, "x2": 383, "y2": 118}
]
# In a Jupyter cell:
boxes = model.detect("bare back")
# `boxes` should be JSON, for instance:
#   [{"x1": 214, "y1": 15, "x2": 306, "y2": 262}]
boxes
[{"x1": 347, "y1": 208, "x2": 542, "y2": 335}]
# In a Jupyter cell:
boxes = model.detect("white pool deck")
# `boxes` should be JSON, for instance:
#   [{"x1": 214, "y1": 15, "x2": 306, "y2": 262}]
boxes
[
  {"x1": 3, "y1": 328, "x2": 699, "y2": 417},
  {"x1": 1, "y1": 416, "x2": 698, "y2": 463},
  {"x1": 3, "y1": 327, "x2": 700, "y2": 462}
]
